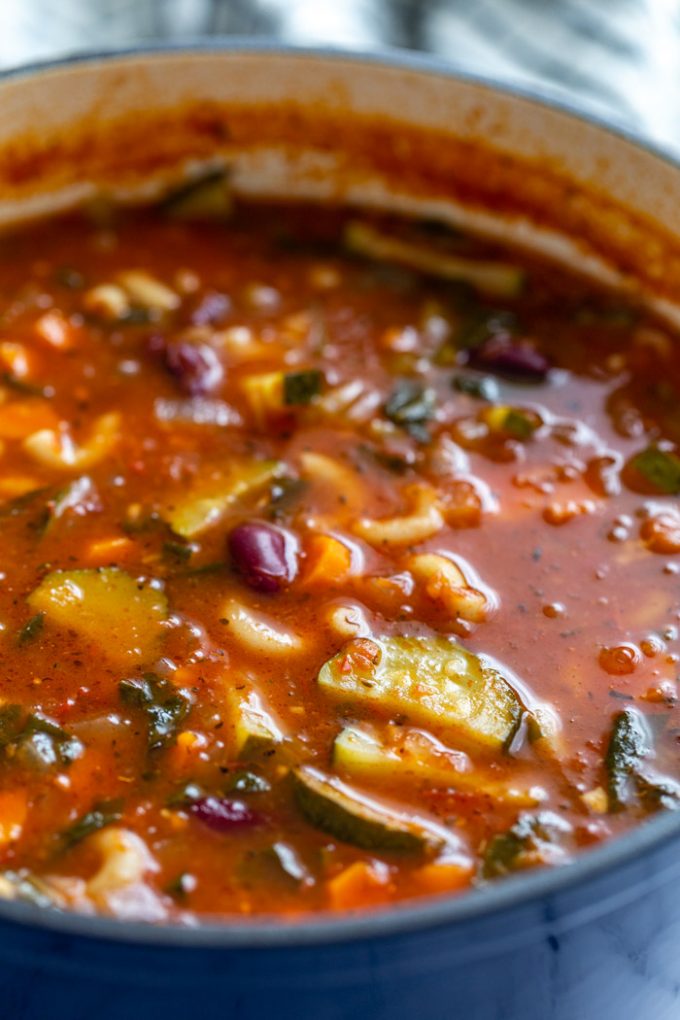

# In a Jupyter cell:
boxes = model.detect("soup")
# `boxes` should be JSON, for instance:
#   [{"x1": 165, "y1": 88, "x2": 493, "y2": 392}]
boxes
[{"x1": 0, "y1": 179, "x2": 678, "y2": 921}]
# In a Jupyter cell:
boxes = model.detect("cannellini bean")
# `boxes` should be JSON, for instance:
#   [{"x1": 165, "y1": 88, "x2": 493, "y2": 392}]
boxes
[
  {"x1": 116, "y1": 270, "x2": 180, "y2": 312},
  {"x1": 408, "y1": 552, "x2": 489, "y2": 623},
  {"x1": 221, "y1": 598, "x2": 304, "y2": 656},
  {"x1": 354, "y1": 485, "x2": 444, "y2": 547},
  {"x1": 86, "y1": 828, "x2": 166, "y2": 921},
  {"x1": 24, "y1": 411, "x2": 121, "y2": 470},
  {"x1": 87, "y1": 828, "x2": 157, "y2": 900}
]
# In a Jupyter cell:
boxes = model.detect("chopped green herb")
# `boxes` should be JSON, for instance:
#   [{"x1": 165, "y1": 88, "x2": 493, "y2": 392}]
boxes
[
  {"x1": 384, "y1": 380, "x2": 436, "y2": 441},
  {"x1": 119, "y1": 673, "x2": 191, "y2": 751},
  {"x1": 61, "y1": 799, "x2": 124, "y2": 849},
  {"x1": 2, "y1": 373, "x2": 53, "y2": 399},
  {"x1": 503, "y1": 409, "x2": 539, "y2": 440},
  {"x1": 162, "y1": 540, "x2": 195, "y2": 563},
  {"x1": 452, "y1": 373, "x2": 499, "y2": 402},
  {"x1": 283, "y1": 370, "x2": 323, "y2": 406},
  {"x1": 0, "y1": 710, "x2": 83, "y2": 770},
  {"x1": 17, "y1": 612, "x2": 45, "y2": 645},
  {"x1": 456, "y1": 310, "x2": 517, "y2": 352},
  {"x1": 629, "y1": 446, "x2": 680, "y2": 494}
]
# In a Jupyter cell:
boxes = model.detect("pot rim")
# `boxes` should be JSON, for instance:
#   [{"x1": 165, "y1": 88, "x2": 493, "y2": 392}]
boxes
[{"x1": 1, "y1": 37, "x2": 679, "y2": 950}]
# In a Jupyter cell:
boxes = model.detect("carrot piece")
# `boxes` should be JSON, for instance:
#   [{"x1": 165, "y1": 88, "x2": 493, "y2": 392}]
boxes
[
  {"x1": 166, "y1": 730, "x2": 207, "y2": 775},
  {"x1": 0, "y1": 341, "x2": 32, "y2": 379},
  {"x1": 84, "y1": 536, "x2": 137, "y2": 564},
  {"x1": 413, "y1": 861, "x2": 472, "y2": 896},
  {"x1": 0, "y1": 790, "x2": 28, "y2": 846},
  {"x1": 0, "y1": 401, "x2": 60, "y2": 440},
  {"x1": 327, "y1": 860, "x2": 392, "y2": 911},
  {"x1": 301, "y1": 534, "x2": 353, "y2": 587}
]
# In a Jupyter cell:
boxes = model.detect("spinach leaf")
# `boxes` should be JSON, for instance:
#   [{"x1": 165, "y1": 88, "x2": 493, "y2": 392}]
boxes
[
  {"x1": 17, "y1": 612, "x2": 45, "y2": 645},
  {"x1": 0, "y1": 709, "x2": 83, "y2": 770},
  {"x1": 119, "y1": 673, "x2": 191, "y2": 751},
  {"x1": 629, "y1": 447, "x2": 680, "y2": 495},
  {"x1": 384, "y1": 380, "x2": 436, "y2": 441},
  {"x1": 605, "y1": 708, "x2": 680, "y2": 812},
  {"x1": 61, "y1": 799, "x2": 124, "y2": 849},
  {"x1": 452, "y1": 372, "x2": 499, "y2": 402},
  {"x1": 283, "y1": 370, "x2": 323, "y2": 406},
  {"x1": 482, "y1": 811, "x2": 571, "y2": 879}
]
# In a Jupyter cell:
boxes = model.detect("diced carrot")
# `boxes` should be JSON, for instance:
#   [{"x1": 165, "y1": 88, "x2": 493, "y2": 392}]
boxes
[
  {"x1": 413, "y1": 861, "x2": 472, "y2": 896},
  {"x1": 300, "y1": 534, "x2": 353, "y2": 587},
  {"x1": 34, "y1": 310, "x2": 78, "y2": 350},
  {"x1": 327, "y1": 860, "x2": 393, "y2": 911},
  {"x1": 166, "y1": 729, "x2": 207, "y2": 775},
  {"x1": 0, "y1": 789, "x2": 28, "y2": 846},
  {"x1": 0, "y1": 401, "x2": 60, "y2": 440},
  {"x1": 84, "y1": 536, "x2": 137, "y2": 564}
]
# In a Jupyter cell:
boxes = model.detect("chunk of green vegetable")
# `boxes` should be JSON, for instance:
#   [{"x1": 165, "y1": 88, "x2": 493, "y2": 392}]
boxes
[
  {"x1": 605, "y1": 708, "x2": 680, "y2": 812},
  {"x1": 384, "y1": 380, "x2": 437, "y2": 441},
  {"x1": 344, "y1": 221, "x2": 526, "y2": 297},
  {"x1": 225, "y1": 683, "x2": 284, "y2": 759},
  {"x1": 452, "y1": 373, "x2": 500, "y2": 402},
  {"x1": 318, "y1": 636, "x2": 523, "y2": 753},
  {"x1": 605, "y1": 708, "x2": 650, "y2": 810},
  {"x1": 28, "y1": 568, "x2": 168, "y2": 665},
  {"x1": 0, "y1": 707, "x2": 83, "y2": 770},
  {"x1": 61, "y1": 799, "x2": 124, "y2": 849},
  {"x1": 628, "y1": 446, "x2": 680, "y2": 494},
  {"x1": 292, "y1": 765, "x2": 445, "y2": 853},
  {"x1": 283, "y1": 371, "x2": 323, "y2": 406},
  {"x1": 482, "y1": 811, "x2": 571, "y2": 879},
  {"x1": 119, "y1": 673, "x2": 191, "y2": 751},
  {"x1": 164, "y1": 459, "x2": 284, "y2": 538},
  {"x1": 159, "y1": 168, "x2": 232, "y2": 221}
]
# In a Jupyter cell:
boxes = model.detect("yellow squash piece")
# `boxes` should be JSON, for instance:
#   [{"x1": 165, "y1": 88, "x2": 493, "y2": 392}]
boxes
[
  {"x1": 318, "y1": 636, "x2": 522, "y2": 753},
  {"x1": 28, "y1": 568, "x2": 168, "y2": 665}
]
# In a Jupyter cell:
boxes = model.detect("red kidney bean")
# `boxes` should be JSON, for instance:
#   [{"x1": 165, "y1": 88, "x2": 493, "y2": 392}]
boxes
[
  {"x1": 149, "y1": 335, "x2": 224, "y2": 395},
  {"x1": 189, "y1": 796, "x2": 263, "y2": 832},
  {"x1": 471, "y1": 335, "x2": 550, "y2": 380},
  {"x1": 228, "y1": 521, "x2": 298, "y2": 593}
]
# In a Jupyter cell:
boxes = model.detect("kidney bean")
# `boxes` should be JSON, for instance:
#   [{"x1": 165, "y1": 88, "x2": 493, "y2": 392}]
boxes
[
  {"x1": 189, "y1": 796, "x2": 263, "y2": 832},
  {"x1": 471, "y1": 335, "x2": 550, "y2": 380},
  {"x1": 149, "y1": 335, "x2": 224, "y2": 395},
  {"x1": 228, "y1": 521, "x2": 298, "y2": 593}
]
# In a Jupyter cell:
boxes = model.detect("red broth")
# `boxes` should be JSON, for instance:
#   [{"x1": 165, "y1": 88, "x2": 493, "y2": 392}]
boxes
[{"x1": 0, "y1": 193, "x2": 678, "y2": 920}]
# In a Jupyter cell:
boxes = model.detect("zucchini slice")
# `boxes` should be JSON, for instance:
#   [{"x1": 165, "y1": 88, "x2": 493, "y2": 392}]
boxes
[
  {"x1": 318, "y1": 636, "x2": 522, "y2": 753},
  {"x1": 28, "y1": 567, "x2": 167, "y2": 665},
  {"x1": 163, "y1": 459, "x2": 284, "y2": 538},
  {"x1": 226, "y1": 683, "x2": 284, "y2": 759},
  {"x1": 333, "y1": 726, "x2": 541, "y2": 807},
  {"x1": 345, "y1": 221, "x2": 526, "y2": 297},
  {"x1": 292, "y1": 765, "x2": 448, "y2": 853}
]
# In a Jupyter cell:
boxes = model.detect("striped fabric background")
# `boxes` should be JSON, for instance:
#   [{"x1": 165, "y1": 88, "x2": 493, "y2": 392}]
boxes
[{"x1": 0, "y1": 0, "x2": 677, "y2": 151}]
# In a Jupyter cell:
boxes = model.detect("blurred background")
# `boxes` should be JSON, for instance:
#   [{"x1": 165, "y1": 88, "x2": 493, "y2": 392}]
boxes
[{"x1": 0, "y1": 0, "x2": 678, "y2": 152}]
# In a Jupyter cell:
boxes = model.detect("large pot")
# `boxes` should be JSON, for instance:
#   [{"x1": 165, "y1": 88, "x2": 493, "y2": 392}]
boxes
[{"x1": 2, "y1": 43, "x2": 680, "y2": 1020}]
